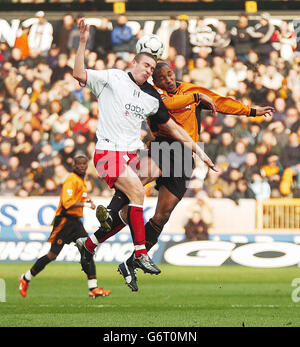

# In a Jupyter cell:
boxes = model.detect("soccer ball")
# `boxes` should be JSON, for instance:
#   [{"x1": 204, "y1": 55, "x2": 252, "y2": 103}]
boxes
[{"x1": 136, "y1": 34, "x2": 164, "y2": 59}]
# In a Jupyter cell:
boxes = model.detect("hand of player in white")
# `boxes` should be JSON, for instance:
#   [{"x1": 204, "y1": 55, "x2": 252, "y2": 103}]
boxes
[{"x1": 78, "y1": 18, "x2": 90, "y2": 43}]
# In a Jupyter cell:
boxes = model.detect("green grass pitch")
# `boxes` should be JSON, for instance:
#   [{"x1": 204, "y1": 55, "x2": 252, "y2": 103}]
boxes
[{"x1": 1, "y1": 263, "x2": 300, "y2": 327}]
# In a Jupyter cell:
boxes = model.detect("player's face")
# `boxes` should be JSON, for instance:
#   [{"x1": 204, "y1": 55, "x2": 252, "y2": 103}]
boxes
[
  {"x1": 74, "y1": 158, "x2": 88, "y2": 176},
  {"x1": 131, "y1": 55, "x2": 156, "y2": 85},
  {"x1": 154, "y1": 66, "x2": 177, "y2": 93}
]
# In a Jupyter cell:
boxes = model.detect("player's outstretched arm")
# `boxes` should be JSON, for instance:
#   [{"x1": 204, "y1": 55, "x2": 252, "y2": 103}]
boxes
[
  {"x1": 73, "y1": 18, "x2": 90, "y2": 85},
  {"x1": 191, "y1": 85, "x2": 275, "y2": 118}
]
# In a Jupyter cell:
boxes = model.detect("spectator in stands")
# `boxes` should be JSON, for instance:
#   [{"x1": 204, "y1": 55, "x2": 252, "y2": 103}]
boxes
[
  {"x1": 260, "y1": 130, "x2": 282, "y2": 157},
  {"x1": 250, "y1": 76, "x2": 269, "y2": 105},
  {"x1": 43, "y1": 177, "x2": 60, "y2": 196},
  {"x1": 224, "y1": 46, "x2": 237, "y2": 66},
  {"x1": 211, "y1": 55, "x2": 230, "y2": 85},
  {"x1": 14, "y1": 23, "x2": 30, "y2": 60},
  {"x1": 37, "y1": 142, "x2": 55, "y2": 178},
  {"x1": 284, "y1": 107, "x2": 299, "y2": 130},
  {"x1": 184, "y1": 208, "x2": 209, "y2": 241},
  {"x1": 239, "y1": 152, "x2": 260, "y2": 183},
  {"x1": 59, "y1": 138, "x2": 76, "y2": 171},
  {"x1": 9, "y1": 47, "x2": 23, "y2": 69},
  {"x1": 21, "y1": 176, "x2": 40, "y2": 196},
  {"x1": 225, "y1": 59, "x2": 247, "y2": 91},
  {"x1": 273, "y1": 97, "x2": 287, "y2": 121},
  {"x1": 227, "y1": 140, "x2": 248, "y2": 169},
  {"x1": 190, "y1": 16, "x2": 215, "y2": 52},
  {"x1": 50, "y1": 131, "x2": 65, "y2": 152},
  {"x1": 47, "y1": 44, "x2": 60, "y2": 70},
  {"x1": 0, "y1": 141, "x2": 12, "y2": 167},
  {"x1": 174, "y1": 55, "x2": 189, "y2": 80},
  {"x1": 169, "y1": 15, "x2": 192, "y2": 62},
  {"x1": 2, "y1": 178, "x2": 19, "y2": 196},
  {"x1": 189, "y1": 57, "x2": 214, "y2": 88},
  {"x1": 229, "y1": 178, "x2": 255, "y2": 203},
  {"x1": 261, "y1": 154, "x2": 282, "y2": 195},
  {"x1": 261, "y1": 65, "x2": 284, "y2": 90},
  {"x1": 53, "y1": 164, "x2": 69, "y2": 187},
  {"x1": 213, "y1": 20, "x2": 231, "y2": 57},
  {"x1": 93, "y1": 16, "x2": 112, "y2": 58},
  {"x1": 203, "y1": 166, "x2": 226, "y2": 198},
  {"x1": 219, "y1": 167, "x2": 244, "y2": 198},
  {"x1": 281, "y1": 132, "x2": 300, "y2": 169},
  {"x1": 4, "y1": 67, "x2": 20, "y2": 98},
  {"x1": 267, "y1": 120, "x2": 289, "y2": 147},
  {"x1": 272, "y1": 20, "x2": 296, "y2": 63},
  {"x1": 246, "y1": 49, "x2": 259, "y2": 72},
  {"x1": 8, "y1": 156, "x2": 24, "y2": 185},
  {"x1": 216, "y1": 131, "x2": 235, "y2": 161},
  {"x1": 28, "y1": 11, "x2": 53, "y2": 56},
  {"x1": 0, "y1": 165, "x2": 10, "y2": 190},
  {"x1": 252, "y1": 12, "x2": 275, "y2": 63},
  {"x1": 249, "y1": 172, "x2": 271, "y2": 200},
  {"x1": 111, "y1": 13, "x2": 135, "y2": 61},
  {"x1": 50, "y1": 53, "x2": 73, "y2": 84},
  {"x1": 199, "y1": 131, "x2": 218, "y2": 163},
  {"x1": 230, "y1": 13, "x2": 254, "y2": 63},
  {"x1": 56, "y1": 13, "x2": 75, "y2": 55}
]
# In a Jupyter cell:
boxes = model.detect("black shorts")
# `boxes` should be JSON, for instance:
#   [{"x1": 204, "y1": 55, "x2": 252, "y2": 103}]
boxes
[
  {"x1": 148, "y1": 137, "x2": 194, "y2": 200},
  {"x1": 48, "y1": 214, "x2": 87, "y2": 255}
]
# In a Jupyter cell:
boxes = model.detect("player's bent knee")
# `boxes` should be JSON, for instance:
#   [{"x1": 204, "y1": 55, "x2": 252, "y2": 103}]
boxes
[
  {"x1": 153, "y1": 211, "x2": 171, "y2": 227},
  {"x1": 125, "y1": 184, "x2": 144, "y2": 205}
]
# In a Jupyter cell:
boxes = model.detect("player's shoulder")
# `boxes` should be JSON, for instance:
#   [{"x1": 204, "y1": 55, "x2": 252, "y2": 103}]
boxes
[
  {"x1": 140, "y1": 81, "x2": 160, "y2": 99},
  {"x1": 153, "y1": 85, "x2": 167, "y2": 96},
  {"x1": 65, "y1": 172, "x2": 81, "y2": 184},
  {"x1": 108, "y1": 68, "x2": 128, "y2": 78}
]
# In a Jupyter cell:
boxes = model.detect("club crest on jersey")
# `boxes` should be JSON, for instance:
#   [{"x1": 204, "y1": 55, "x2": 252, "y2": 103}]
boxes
[{"x1": 133, "y1": 90, "x2": 140, "y2": 98}]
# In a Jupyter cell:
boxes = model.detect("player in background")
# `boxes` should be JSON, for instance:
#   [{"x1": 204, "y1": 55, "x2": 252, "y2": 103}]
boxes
[
  {"x1": 19, "y1": 154, "x2": 111, "y2": 298},
  {"x1": 72, "y1": 19, "x2": 217, "y2": 278},
  {"x1": 91, "y1": 62, "x2": 275, "y2": 291}
]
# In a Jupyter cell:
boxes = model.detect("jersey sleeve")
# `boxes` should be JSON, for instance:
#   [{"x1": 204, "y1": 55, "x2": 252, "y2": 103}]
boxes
[
  {"x1": 85, "y1": 69, "x2": 109, "y2": 97},
  {"x1": 196, "y1": 86, "x2": 251, "y2": 116},
  {"x1": 161, "y1": 94, "x2": 195, "y2": 110},
  {"x1": 60, "y1": 177, "x2": 78, "y2": 210}
]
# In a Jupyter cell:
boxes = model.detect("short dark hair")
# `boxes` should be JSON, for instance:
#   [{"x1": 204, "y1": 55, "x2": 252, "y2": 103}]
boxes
[
  {"x1": 152, "y1": 62, "x2": 170, "y2": 82},
  {"x1": 73, "y1": 154, "x2": 88, "y2": 164},
  {"x1": 134, "y1": 52, "x2": 157, "y2": 63}
]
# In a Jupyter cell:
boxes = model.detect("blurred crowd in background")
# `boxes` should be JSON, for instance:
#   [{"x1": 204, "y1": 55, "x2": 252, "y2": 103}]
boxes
[{"x1": 0, "y1": 11, "x2": 299, "y2": 202}]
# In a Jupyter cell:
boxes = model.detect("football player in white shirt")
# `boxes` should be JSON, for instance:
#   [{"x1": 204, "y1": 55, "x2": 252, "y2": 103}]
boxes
[{"x1": 73, "y1": 18, "x2": 216, "y2": 277}]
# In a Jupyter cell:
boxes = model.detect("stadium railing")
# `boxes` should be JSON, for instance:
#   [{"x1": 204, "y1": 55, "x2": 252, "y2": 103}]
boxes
[{"x1": 256, "y1": 198, "x2": 300, "y2": 232}]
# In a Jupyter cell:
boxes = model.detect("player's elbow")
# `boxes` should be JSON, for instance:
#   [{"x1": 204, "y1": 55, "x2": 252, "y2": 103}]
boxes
[{"x1": 73, "y1": 67, "x2": 86, "y2": 85}]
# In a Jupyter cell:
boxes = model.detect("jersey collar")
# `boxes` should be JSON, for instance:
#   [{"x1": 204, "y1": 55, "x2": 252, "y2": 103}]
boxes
[
  {"x1": 169, "y1": 82, "x2": 181, "y2": 95},
  {"x1": 128, "y1": 72, "x2": 139, "y2": 85}
]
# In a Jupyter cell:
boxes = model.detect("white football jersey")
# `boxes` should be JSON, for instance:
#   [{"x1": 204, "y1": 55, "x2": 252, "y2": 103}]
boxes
[{"x1": 85, "y1": 68, "x2": 159, "y2": 152}]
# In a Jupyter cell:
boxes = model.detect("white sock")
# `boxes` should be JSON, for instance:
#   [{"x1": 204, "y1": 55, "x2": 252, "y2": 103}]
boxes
[
  {"x1": 24, "y1": 270, "x2": 33, "y2": 282},
  {"x1": 88, "y1": 279, "x2": 98, "y2": 290}
]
